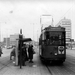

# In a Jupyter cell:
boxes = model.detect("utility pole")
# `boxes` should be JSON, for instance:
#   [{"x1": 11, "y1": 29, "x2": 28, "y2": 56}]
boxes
[
  {"x1": 33, "y1": 23, "x2": 34, "y2": 46},
  {"x1": 37, "y1": 30, "x2": 38, "y2": 42},
  {"x1": 19, "y1": 29, "x2": 23, "y2": 69},
  {"x1": 0, "y1": 22, "x2": 6, "y2": 42}
]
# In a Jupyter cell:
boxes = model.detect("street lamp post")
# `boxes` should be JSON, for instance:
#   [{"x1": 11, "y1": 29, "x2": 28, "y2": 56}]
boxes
[
  {"x1": 0, "y1": 22, "x2": 6, "y2": 42},
  {"x1": 33, "y1": 23, "x2": 34, "y2": 46},
  {"x1": 37, "y1": 30, "x2": 38, "y2": 42}
]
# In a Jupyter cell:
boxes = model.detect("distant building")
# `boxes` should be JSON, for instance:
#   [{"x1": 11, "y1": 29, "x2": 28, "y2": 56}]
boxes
[
  {"x1": 10, "y1": 34, "x2": 19, "y2": 46},
  {"x1": 0, "y1": 42, "x2": 4, "y2": 47},
  {"x1": 55, "y1": 17, "x2": 71, "y2": 42},
  {"x1": 3, "y1": 38, "x2": 10, "y2": 47}
]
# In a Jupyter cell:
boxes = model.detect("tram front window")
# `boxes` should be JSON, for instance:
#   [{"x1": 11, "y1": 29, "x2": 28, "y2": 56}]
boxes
[{"x1": 45, "y1": 32, "x2": 65, "y2": 46}]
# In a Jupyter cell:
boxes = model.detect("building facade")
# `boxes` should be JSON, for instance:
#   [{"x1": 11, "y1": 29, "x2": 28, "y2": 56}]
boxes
[
  {"x1": 10, "y1": 34, "x2": 19, "y2": 46},
  {"x1": 55, "y1": 17, "x2": 71, "y2": 42},
  {"x1": 3, "y1": 38, "x2": 10, "y2": 47}
]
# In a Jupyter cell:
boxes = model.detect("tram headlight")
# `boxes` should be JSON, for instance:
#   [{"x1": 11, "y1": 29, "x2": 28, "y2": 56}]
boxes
[{"x1": 58, "y1": 46, "x2": 64, "y2": 54}]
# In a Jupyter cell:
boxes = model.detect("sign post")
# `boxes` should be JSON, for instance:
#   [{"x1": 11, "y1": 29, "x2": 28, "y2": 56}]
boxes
[{"x1": 19, "y1": 29, "x2": 23, "y2": 69}]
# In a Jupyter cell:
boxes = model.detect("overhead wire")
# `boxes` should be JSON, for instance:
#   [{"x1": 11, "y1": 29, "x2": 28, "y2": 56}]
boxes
[{"x1": 57, "y1": 0, "x2": 74, "y2": 24}]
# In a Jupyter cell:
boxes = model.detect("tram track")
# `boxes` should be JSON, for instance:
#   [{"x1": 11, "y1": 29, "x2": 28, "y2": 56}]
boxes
[
  {"x1": 0, "y1": 56, "x2": 13, "y2": 71},
  {"x1": 45, "y1": 63, "x2": 63, "y2": 75},
  {"x1": 45, "y1": 60, "x2": 75, "y2": 75},
  {"x1": 46, "y1": 65, "x2": 53, "y2": 75},
  {"x1": 46, "y1": 63, "x2": 64, "y2": 75},
  {"x1": 59, "y1": 64, "x2": 75, "y2": 75},
  {"x1": 64, "y1": 61, "x2": 75, "y2": 73},
  {"x1": 0, "y1": 60, "x2": 12, "y2": 71},
  {"x1": 40, "y1": 49, "x2": 75, "y2": 75}
]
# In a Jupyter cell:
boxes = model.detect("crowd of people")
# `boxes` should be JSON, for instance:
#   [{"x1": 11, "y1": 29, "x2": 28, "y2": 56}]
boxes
[
  {"x1": 0, "y1": 43, "x2": 35, "y2": 66},
  {"x1": 10, "y1": 43, "x2": 35, "y2": 66},
  {"x1": 20, "y1": 43, "x2": 35, "y2": 66}
]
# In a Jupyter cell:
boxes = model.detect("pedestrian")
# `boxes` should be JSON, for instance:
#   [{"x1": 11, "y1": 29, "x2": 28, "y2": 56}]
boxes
[
  {"x1": 10, "y1": 46, "x2": 16, "y2": 60},
  {"x1": 28, "y1": 43, "x2": 34, "y2": 63},
  {"x1": 22, "y1": 44, "x2": 28, "y2": 66}
]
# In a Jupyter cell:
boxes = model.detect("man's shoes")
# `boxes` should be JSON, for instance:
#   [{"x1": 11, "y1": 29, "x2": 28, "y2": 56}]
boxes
[{"x1": 23, "y1": 64, "x2": 26, "y2": 66}]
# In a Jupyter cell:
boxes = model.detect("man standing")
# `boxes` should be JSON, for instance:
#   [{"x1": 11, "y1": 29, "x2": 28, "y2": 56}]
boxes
[
  {"x1": 10, "y1": 46, "x2": 16, "y2": 60},
  {"x1": 22, "y1": 44, "x2": 28, "y2": 66},
  {"x1": 28, "y1": 44, "x2": 34, "y2": 63}
]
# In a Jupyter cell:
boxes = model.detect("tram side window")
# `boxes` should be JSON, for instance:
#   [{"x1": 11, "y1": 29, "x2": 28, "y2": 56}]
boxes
[
  {"x1": 59, "y1": 35, "x2": 62, "y2": 39},
  {"x1": 46, "y1": 32, "x2": 50, "y2": 39},
  {"x1": 58, "y1": 32, "x2": 65, "y2": 45},
  {"x1": 45, "y1": 32, "x2": 50, "y2": 45}
]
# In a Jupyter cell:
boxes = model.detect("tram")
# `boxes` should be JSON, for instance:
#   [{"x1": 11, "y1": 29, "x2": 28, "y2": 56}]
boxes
[{"x1": 39, "y1": 26, "x2": 66, "y2": 63}]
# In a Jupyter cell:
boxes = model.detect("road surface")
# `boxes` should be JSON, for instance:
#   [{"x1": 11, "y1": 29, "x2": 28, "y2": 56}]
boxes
[{"x1": 0, "y1": 47, "x2": 75, "y2": 75}]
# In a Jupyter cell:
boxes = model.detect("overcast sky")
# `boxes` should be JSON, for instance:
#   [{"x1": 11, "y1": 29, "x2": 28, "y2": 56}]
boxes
[{"x1": 0, "y1": 0, "x2": 75, "y2": 41}]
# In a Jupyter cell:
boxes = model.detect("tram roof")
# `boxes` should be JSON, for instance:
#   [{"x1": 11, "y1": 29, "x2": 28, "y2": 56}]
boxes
[{"x1": 42, "y1": 26, "x2": 65, "y2": 32}]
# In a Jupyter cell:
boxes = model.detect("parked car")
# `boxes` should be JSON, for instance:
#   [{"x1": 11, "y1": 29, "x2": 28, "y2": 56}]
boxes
[{"x1": 7, "y1": 46, "x2": 13, "y2": 49}]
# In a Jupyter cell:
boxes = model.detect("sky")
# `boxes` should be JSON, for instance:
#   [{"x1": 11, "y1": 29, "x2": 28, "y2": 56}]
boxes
[{"x1": 0, "y1": 0, "x2": 75, "y2": 41}]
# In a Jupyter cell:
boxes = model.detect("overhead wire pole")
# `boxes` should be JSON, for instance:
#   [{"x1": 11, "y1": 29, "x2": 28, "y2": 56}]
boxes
[
  {"x1": 0, "y1": 22, "x2": 1, "y2": 42},
  {"x1": 37, "y1": 30, "x2": 39, "y2": 48},
  {"x1": 37, "y1": 30, "x2": 38, "y2": 42},
  {"x1": 33, "y1": 23, "x2": 34, "y2": 46},
  {"x1": 0, "y1": 22, "x2": 6, "y2": 42}
]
